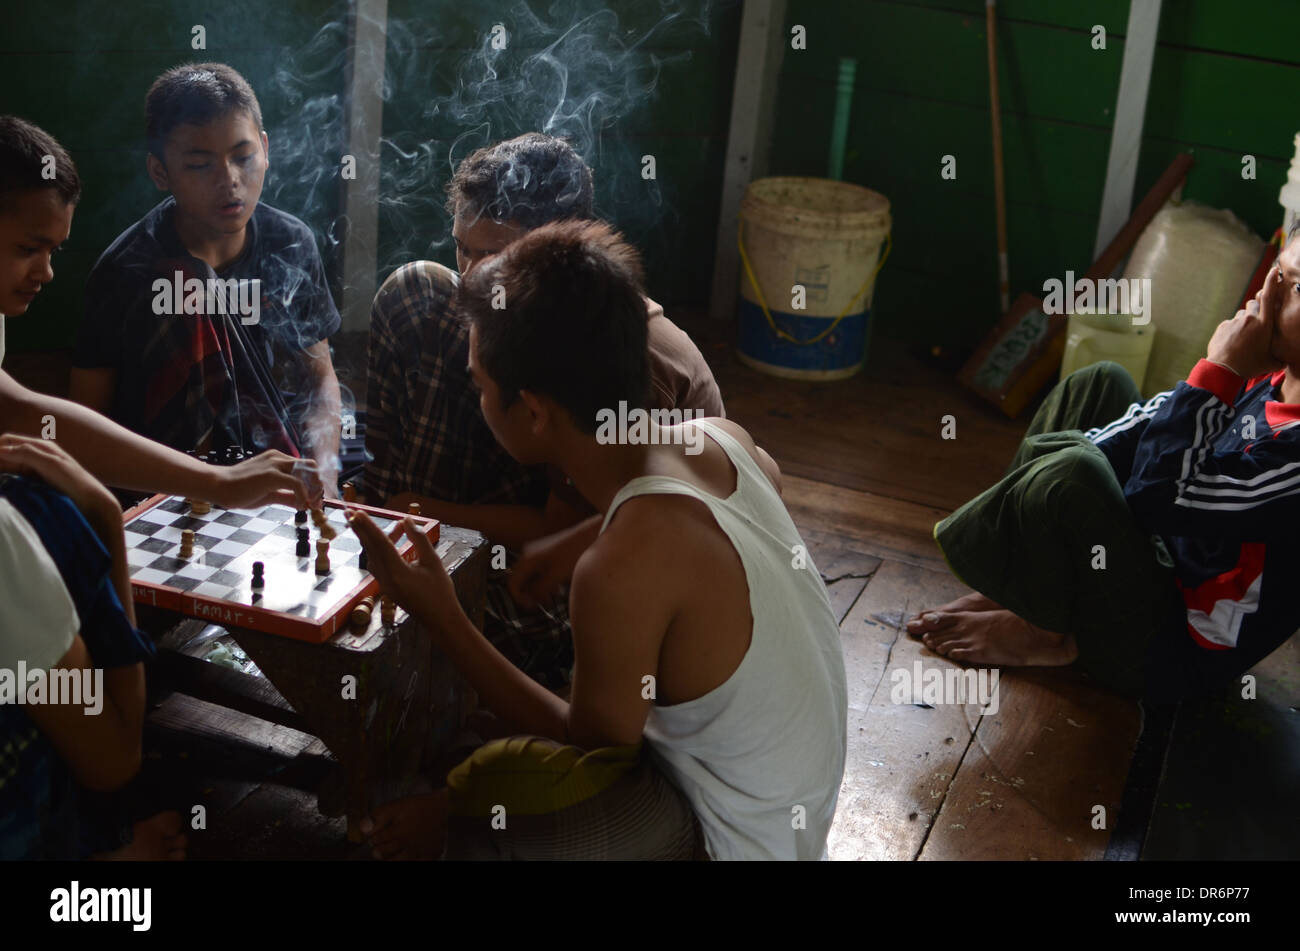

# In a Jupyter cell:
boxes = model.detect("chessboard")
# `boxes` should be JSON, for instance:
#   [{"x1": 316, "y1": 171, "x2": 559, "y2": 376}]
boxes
[{"x1": 122, "y1": 494, "x2": 439, "y2": 643}]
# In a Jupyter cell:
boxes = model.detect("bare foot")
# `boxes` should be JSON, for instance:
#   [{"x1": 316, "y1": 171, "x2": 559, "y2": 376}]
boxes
[
  {"x1": 361, "y1": 789, "x2": 449, "y2": 860},
  {"x1": 91, "y1": 811, "x2": 187, "y2": 861},
  {"x1": 907, "y1": 591, "x2": 1003, "y2": 635},
  {"x1": 918, "y1": 609, "x2": 1078, "y2": 667}
]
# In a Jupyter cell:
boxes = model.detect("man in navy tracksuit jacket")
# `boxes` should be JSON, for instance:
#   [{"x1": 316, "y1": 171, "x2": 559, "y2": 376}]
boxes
[{"x1": 909, "y1": 230, "x2": 1300, "y2": 701}]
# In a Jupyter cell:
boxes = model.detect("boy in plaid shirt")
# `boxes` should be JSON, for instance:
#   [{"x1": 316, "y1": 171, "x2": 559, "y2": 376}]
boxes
[{"x1": 364, "y1": 133, "x2": 724, "y2": 689}]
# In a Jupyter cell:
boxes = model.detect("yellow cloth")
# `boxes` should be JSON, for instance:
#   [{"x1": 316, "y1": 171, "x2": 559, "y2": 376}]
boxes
[{"x1": 446, "y1": 736, "x2": 641, "y2": 817}]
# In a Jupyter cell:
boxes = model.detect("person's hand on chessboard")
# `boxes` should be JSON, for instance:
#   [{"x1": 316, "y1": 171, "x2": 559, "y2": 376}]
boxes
[
  {"x1": 205, "y1": 450, "x2": 321, "y2": 511},
  {"x1": 348, "y1": 510, "x2": 460, "y2": 632}
]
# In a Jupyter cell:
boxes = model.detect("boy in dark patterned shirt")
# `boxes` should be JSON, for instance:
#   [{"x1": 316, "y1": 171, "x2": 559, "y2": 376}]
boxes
[{"x1": 69, "y1": 64, "x2": 343, "y2": 492}]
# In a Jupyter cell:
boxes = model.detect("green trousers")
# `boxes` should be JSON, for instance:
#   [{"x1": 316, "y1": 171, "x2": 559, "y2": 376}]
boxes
[{"x1": 934, "y1": 362, "x2": 1186, "y2": 697}]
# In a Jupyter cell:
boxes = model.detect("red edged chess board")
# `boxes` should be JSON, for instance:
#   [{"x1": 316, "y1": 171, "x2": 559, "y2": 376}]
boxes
[{"x1": 121, "y1": 494, "x2": 439, "y2": 643}]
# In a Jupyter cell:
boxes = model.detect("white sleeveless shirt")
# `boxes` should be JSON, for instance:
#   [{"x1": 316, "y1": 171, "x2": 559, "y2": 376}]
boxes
[{"x1": 599, "y1": 420, "x2": 847, "y2": 860}]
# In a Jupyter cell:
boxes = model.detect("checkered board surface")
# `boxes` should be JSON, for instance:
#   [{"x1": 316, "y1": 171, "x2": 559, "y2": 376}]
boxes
[{"x1": 122, "y1": 494, "x2": 439, "y2": 643}]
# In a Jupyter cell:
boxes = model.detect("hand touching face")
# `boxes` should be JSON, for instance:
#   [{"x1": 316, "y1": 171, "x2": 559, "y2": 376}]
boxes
[{"x1": 1208, "y1": 263, "x2": 1286, "y2": 379}]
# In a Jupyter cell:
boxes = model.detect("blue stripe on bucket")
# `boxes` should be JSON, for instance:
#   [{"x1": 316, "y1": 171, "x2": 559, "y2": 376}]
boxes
[{"x1": 736, "y1": 297, "x2": 869, "y2": 372}]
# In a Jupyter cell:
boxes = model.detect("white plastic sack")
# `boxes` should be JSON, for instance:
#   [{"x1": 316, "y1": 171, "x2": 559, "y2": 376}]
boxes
[{"x1": 1123, "y1": 202, "x2": 1263, "y2": 396}]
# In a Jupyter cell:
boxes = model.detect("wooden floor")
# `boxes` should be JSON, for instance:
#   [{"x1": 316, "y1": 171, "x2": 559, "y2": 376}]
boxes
[
  {"x1": 698, "y1": 321, "x2": 1299, "y2": 861},
  {"x1": 8, "y1": 324, "x2": 1297, "y2": 860},
  {"x1": 697, "y1": 325, "x2": 1142, "y2": 861},
  {"x1": 1, "y1": 333, "x2": 1144, "y2": 860}
]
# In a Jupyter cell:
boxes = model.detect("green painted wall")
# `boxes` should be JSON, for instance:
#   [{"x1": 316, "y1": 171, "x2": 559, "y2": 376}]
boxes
[
  {"x1": 771, "y1": 0, "x2": 1300, "y2": 349},
  {"x1": 12, "y1": 0, "x2": 1289, "y2": 357},
  {"x1": 0, "y1": 0, "x2": 741, "y2": 351}
]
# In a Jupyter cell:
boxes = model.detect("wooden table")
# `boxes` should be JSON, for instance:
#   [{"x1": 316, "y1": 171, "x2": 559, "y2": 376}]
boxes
[{"x1": 143, "y1": 524, "x2": 489, "y2": 840}]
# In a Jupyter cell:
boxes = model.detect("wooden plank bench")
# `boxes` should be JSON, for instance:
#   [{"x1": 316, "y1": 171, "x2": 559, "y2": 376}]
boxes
[{"x1": 139, "y1": 524, "x2": 489, "y2": 842}]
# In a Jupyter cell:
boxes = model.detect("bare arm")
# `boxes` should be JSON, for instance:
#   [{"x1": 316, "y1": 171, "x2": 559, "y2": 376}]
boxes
[
  {"x1": 508, "y1": 514, "x2": 603, "y2": 609},
  {"x1": 351, "y1": 507, "x2": 665, "y2": 748},
  {"x1": 0, "y1": 371, "x2": 313, "y2": 509},
  {"x1": 349, "y1": 512, "x2": 570, "y2": 738},
  {"x1": 34, "y1": 492, "x2": 147, "y2": 791},
  {"x1": 564, "y1": 535, "x2": 666, "y2": 748},
  {"x1": 24, "y1": 636, "x2": 145, "y2": 792},
  {"x1": 386, "y1": 486, "x2": 588, "y2": 552},
  {"x1": 0, "y1": 436, "x2": 146, "y2": 791}
]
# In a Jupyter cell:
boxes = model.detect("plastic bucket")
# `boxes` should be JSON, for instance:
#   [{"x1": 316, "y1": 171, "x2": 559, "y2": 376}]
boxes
[
  {"x1": 736, "y1": 177, "x2": 891, "y2": 380},
  {"x1": 1060, "y1": 312, "x2": 1156, "y2": 385}
]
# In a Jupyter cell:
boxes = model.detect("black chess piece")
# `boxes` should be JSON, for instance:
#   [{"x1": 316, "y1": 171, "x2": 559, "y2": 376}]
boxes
[
  {"x1": 295, "y1": 527, "x2": 310, "y2": 557},
  {"x1": 358, "y1": 548, "x2": 368, "y2": 571},
  {"x1": 294, "y1": 509, "x2": 308, "y2": 525},
  {"x1": 251, "y1": 561, "x2": 265, "y2": 590}
]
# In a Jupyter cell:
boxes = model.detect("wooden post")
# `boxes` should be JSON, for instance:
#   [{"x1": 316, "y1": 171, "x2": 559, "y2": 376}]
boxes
[
  {"x1": 708, "y1": 0, "x2": 787, "y2": 322},
  {"x1": 1093, "y1": 0, "x2": 1163, "y2": 260},
  {"x1": 338, "y1": 0, "x2": 388, "y2": 333}
]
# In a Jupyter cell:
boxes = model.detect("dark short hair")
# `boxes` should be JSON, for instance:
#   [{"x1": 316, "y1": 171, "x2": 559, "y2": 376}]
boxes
[
  {"x1": 461, "y1": 218, "x2": 648, "y2": 433},
  {"x1": 0, "y1": 115, "x2": 81, "y2": 211},
  {"x1": 146, "y1": 62, "x2": 264, "y2": 160},
  {"x1": 446, "y1": 132, "x2": 594, "y2": 229}
]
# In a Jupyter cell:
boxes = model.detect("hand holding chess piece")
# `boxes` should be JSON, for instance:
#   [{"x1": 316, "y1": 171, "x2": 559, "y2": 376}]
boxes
[
  {"x1": 202, "y1": 451, "x2": 320, "y2": 511},
  {"x1": 310, "y1": 506, "x2": 337, "y2": 541},
  {"x1": 347, "y1": 508, "x2": 460, "y2": 634}
]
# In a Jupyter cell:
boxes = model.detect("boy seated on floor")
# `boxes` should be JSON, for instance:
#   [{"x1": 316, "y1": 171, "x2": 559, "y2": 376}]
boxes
[
  {"x1": 909, "y1": 227, "x2": 1300, "y2": 702},
  {"x1": 0, "y1": 116, "x2": 193, "y2": 860},
  {"x1": 0, "y1": 433, "x2": 185, "y2": 860},
  {"x1": 364, "y1": 132, "x2": 725, "y2": 693},
  {"x1": 68, "y1": 63, "x2": 343, "y2": 494},
  {"x1": 349, "y1": 220, "x2": 847, "y2": 860}
]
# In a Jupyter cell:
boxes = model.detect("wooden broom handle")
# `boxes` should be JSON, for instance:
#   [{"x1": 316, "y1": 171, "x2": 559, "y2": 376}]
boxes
[{"x1": 987, "y1": 0, "x2": 1010, "y2": 314}]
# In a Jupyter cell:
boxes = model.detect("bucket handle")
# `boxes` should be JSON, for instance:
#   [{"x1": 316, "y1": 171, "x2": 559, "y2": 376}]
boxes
[{"x1": 737, "y1": 222, "x2": 892, "y2": 346}]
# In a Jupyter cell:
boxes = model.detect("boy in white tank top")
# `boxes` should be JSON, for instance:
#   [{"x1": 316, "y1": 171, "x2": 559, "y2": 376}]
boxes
[{"x1": 350, "y1": 219, "x2": 847, "y2": 860}]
